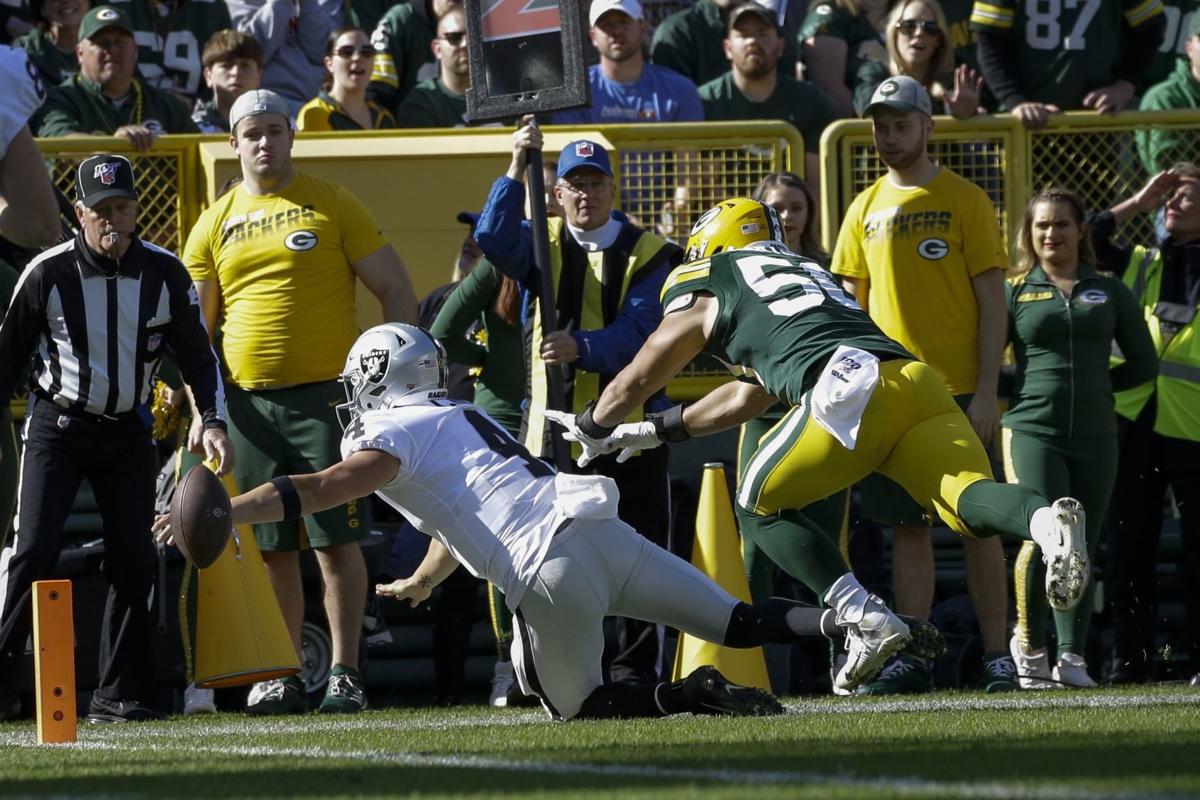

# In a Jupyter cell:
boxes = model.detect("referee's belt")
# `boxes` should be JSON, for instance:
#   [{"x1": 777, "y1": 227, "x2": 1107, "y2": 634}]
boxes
[{"x1": 34, "y1": 392, "x2": 150, "y2": 427}]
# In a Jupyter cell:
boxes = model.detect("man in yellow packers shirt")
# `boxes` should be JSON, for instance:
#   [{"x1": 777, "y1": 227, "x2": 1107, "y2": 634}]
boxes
[
  {"x1": 182, "y1": 89, "x2": 418, "y2": 715},
  {"x1": 832, "y1": 76, "x2": 1016, "y2": 694}
]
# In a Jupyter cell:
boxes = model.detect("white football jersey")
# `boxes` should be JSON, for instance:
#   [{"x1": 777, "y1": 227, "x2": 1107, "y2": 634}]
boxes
[
  {"x1": 0, "y1": 46, "x2": 45, "y2": 158},
  {"x1": 341, "y1": 401, "x2": 563, "y2": 609}
]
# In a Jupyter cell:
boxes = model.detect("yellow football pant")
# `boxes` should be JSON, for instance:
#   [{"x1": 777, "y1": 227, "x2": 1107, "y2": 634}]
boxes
[{"x1": 738, "y1": 359, "x2": 992, "y2": 537}]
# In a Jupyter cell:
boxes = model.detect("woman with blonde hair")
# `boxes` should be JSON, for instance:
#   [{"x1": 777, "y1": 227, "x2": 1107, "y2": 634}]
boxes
[
  {"x1": 852, "y1": 0, "x2": 982, "y2": 118},
  {"x1": 1002, "y1": 187, "x2": 1155, "y2": 688}
]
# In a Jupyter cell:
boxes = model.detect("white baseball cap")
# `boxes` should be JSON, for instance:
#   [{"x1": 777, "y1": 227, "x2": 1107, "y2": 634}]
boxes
[
  {"x1": 229, "y1": 89, "x2": 293, "y2": 133},
  {"x1": 589, "y1": 0, "x2": 643, "y2": 27}
]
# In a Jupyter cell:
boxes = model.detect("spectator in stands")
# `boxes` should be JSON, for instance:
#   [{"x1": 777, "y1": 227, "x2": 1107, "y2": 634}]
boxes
[
  {"x1": 1095, "y1": 166, "x2": 1200, "y2": 688},
  {"x1": 298, "y1": 27, "x2": 396, "y2": 130},
  {"x1": 552, "y1": 0, "x2": 702, "y2": 124},
  {"x1": 832, "y1": 76, "x2": 1017, "y2": 695},
  {"x1": 1002, "y1": 187, "x2": 1156, "y2": 690},
  {"x1": 18, "y1": 0, "x2": 89, "y2": 86},
  {"x1": 117, "y1": 0, "x2": 233, "y2": 103},
  {"x1": 192, "y1": 29, "x2": 261, "y2": 133},
  {"x1": 651, "y1": 0, "x2": 805, "y2": 87},
  {"x1": 368, "y1": 0, "x2": 458, "y2": 115},
  {"x1": 1141, "y1": 0, "x2": 1198, "y2": 93},
  {"x1": 1138, "y1": 14, "x2": 1200, "y2": 174},
  {"x1": 35, "y1": 6, "x2": 197, "y2": 148},
  {"x1": 474, "y1": 119, "x2": 681, "y2": 687},
  {"x1": 182, "y1": 89, "x2": 417, "y2": 715},
  {"x1": 228, "y1": 0, "x2": 334, "y2": 117},
  {"x1": 853, "y1": 0, "x2": 983, "y2": 117},
  {"x1": 800, "y1": 0, "x2": 893, "y2": 118},
  {"x1": 969, "y1": 0, "x2": 1166, "y2": 128},
  {"x1": 700, "y1": 1, "x2": 836, "y2": 190},
  {"x1": 393, "y1": 6, "x2": 474, "y2": 128}
]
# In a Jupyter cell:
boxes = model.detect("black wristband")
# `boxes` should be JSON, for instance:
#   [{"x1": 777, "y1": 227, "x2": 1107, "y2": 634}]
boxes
[
  {"x1": 650, "y1": 403, "x2": 690, "y2": 443},
  {"x1": 271, "y1": 476, "x2": 302, "y2": 521},
  {"x1": 575, "y1": 402, "x2": 617, "y2": 439}
]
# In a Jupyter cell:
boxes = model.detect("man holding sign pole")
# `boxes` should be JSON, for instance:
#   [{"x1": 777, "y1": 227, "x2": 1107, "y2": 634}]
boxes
[{"x1": 473, "y1": 118, "x2": 682, "y2": 685}]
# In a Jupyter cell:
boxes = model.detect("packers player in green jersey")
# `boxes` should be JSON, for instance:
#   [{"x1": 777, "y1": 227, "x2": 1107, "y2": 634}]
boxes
[{"x1": 549, "y1": 198, "x2": 1092, "y2": 691}]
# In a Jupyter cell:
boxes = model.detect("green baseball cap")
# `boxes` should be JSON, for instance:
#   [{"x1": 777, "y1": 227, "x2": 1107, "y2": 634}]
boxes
[{"x1": 78, "y1": 6, "x2": 134, "y2": 42}]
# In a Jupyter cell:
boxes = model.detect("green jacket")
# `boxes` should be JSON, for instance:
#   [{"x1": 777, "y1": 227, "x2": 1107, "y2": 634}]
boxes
[
  {"x1": 1137, "y1": 58, "x2": 1200, "y2": 173},
  {"x1": 35, "y1": 75, "x2": 198, "y2": 137},
  {"x1": 395, "y1": 78, "x2": 470, "y2": 128},
  {"x1": 429, "y1": 261, "x2": 525, "y2": 437},
  {"x1": 1004, "y1": 263, "x2": 1156, "y2": 438},
  {"x1": 698, "y1": 72, "x2": 836, "y2": 154}
]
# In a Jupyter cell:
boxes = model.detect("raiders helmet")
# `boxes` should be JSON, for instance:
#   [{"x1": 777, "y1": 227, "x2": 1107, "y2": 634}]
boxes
[
  {"x1": 684, "y1": 197, "x2": 786, "y2": 262},
  {"x1": 337, "y1": 323, "x2": 448, "y2": 426}
]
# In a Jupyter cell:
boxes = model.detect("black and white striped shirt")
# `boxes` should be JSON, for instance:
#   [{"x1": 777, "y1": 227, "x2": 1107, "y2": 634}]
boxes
[{"x1": 0, "y1": 232, "x2": 226, "y2": 426}]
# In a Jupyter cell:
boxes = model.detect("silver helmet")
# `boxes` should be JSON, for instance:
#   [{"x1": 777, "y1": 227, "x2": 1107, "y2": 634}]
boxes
[{"x1": 337, "y1": 323, "x2": 448, "y2": 426}]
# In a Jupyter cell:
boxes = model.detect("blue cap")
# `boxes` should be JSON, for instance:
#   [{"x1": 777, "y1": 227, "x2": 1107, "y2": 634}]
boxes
[{"x1": 557, "y1": 140, "x2": 613, "y2": 179}]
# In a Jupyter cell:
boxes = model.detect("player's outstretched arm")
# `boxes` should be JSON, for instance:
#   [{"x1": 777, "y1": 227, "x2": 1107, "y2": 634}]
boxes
[
  {"x1": 680, "y1": 380, "x2": 776, "y2": 438},
  {"x1": 591, "y1": 297, "x2": 712, "y2": 428},
  {"x1": 231, "y1": 449, "x2": 400, "y2": 525},
  {"x1": 376, "y1": 539, "x2": 460, "y2": 607}
]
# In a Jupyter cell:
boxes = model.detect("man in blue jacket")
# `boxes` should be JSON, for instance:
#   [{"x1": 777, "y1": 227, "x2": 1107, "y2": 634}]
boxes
[{"x1": 474, "y1": 117, "x2": 682, "y2": 687}]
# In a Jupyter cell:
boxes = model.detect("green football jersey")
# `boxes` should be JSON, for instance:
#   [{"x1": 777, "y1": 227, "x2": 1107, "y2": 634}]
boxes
[
  {"x1": 969, "y1": 0, "x2": 1164, "y2": 109},
  {"x1": 1143, "y1": 0, "x2": 1199, "y2": 90},
  {"x1": 660, "y1": 245, "x2": 912, "y2": 407},
  {"x1": 112, "y1": 0, "x2": 233, "y2": 97}
]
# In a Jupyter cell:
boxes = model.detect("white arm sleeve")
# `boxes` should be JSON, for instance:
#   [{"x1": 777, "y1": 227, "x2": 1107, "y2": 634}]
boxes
[{"x1": 0, "y1": 46, "x2": 45, "y2": 157}]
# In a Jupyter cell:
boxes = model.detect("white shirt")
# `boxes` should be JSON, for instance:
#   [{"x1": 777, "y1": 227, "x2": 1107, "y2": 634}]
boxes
[{"x1": 341, "y1": 401, "x2": 564, "y2": 609}]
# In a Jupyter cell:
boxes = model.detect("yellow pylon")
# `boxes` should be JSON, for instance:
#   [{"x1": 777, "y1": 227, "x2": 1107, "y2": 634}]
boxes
[
  {"x1": 184, "y1": 468, "x2": 300, "y2": 689},
  {"x1": 671, "y1": 462, "x2": 771, "y2": 690}
]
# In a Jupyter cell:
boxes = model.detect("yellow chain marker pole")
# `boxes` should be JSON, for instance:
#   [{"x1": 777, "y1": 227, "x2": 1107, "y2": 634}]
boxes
[{"x1": 33, "y1": 579, "x2": 76, "y2": 744}]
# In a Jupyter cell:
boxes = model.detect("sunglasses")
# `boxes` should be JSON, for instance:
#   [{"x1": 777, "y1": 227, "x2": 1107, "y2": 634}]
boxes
[
  {"x1": 896, "y1": 19, "x2": 940, "y2": 34},
  {"x1": 439, "y1": 32, "x2": 467, "y2": 46},
  {"x1": 335, "y1": 45, "x2": 376, "y2": 59}
]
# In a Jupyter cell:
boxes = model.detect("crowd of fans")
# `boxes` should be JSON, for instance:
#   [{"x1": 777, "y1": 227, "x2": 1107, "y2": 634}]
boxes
[{"x1": 0, "y1": 0, "x2": 1196, "y2": 715}]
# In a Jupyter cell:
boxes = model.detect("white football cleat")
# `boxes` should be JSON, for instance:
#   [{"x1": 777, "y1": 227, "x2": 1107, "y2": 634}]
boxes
[
  {"x1": 835, "y1": 594, "x2": 911, "y2": 692},
  {"x1": 1053, "y1": 652, "x2": 1097, "y2": 688},
  {"x1": 1031, "y1": 498, "x2": 1089, "y2": 612},
  {"x1": 489, "y1": 661, "x2": 515, "y2": 708},
  {"x1": 1008, "y1": 634, "x2": 1055, "y2": 690}
]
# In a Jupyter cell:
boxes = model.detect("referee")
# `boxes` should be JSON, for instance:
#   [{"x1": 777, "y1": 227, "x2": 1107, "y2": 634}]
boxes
[{"x1": 0, "y1": 154, "x2": 233, "y2": 723}]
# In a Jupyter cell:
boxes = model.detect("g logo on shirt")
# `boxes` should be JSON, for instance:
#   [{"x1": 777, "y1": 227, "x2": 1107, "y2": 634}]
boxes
[
  {"x1": 918, "y1": 237, "x2": 948, "y2": 260},
  {"x1": 284, "y1": 230, "x2": 318, "y2": 251},
  {"x1": 1078, "y1": 289, "x2": 1108, "y2": 304}
]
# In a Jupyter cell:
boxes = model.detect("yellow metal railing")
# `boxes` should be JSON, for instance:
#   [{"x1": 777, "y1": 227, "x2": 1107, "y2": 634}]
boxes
[
  {"x1": 819, "y1": 109, "x2": 1200, "y2": 255},
  {"x1": 36, "y1": 123, "x2": 803, "y2": 401}
]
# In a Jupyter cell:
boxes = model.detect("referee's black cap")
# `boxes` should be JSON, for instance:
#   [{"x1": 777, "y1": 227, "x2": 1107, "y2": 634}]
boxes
[{"x1": 76, "y1": 154, "x2": 138, "y2": 208}]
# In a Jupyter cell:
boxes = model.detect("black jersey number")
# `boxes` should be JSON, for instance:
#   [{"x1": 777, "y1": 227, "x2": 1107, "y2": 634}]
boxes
[
  {"x1": 463, "y1": 408, "x2": 553, "y2": 478},
  {"x1": 735, "y1": 254, "x2": 858, "y2": 317}
]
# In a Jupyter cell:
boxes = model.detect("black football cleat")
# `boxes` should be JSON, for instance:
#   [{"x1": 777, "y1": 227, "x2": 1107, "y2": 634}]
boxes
[
  {"x1": 682, "y1": 666, "x2": 784, "y2": 717},
  {"x1": 897, "y1": 614, "x2": 947, "y2": 660},
  {"x1": 86, "y1": 696, "x2": 166, "y2": 723}
]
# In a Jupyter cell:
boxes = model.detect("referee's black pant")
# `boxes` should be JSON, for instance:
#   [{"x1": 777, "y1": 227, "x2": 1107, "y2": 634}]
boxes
[{"x1": 0, "y1": 398, "x2": 159, "y2": 703}]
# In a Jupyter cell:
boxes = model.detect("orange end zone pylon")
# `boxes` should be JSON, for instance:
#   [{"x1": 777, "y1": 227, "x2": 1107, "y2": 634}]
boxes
[{"x1": 33, "y1": 579, "x2": 76, "y2": 744}]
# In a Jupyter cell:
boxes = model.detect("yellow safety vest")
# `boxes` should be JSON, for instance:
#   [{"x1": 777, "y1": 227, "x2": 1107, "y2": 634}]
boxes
[
  {"x1": 1113, "y1": 245, "x2": 1200, "y2": 442},
  {"x1": 524, "y1": 217, "x2": 672, "y2": 458}
]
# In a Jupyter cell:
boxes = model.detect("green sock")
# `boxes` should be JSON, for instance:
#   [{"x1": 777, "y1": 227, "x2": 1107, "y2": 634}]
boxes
[{"x1": 956, "y1": 480, "x2": 1047, "y2": 541}]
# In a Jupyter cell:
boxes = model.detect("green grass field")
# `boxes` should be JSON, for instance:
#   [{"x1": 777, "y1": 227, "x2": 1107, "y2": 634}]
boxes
[{"x1": 3, "y1": 686, "x2": 1199, "y2": 799}]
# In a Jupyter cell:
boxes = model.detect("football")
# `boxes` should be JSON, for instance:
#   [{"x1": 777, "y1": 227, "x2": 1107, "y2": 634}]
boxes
[{"x1": 169, "y1": 465, "x2": 233, "y2": 569}]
